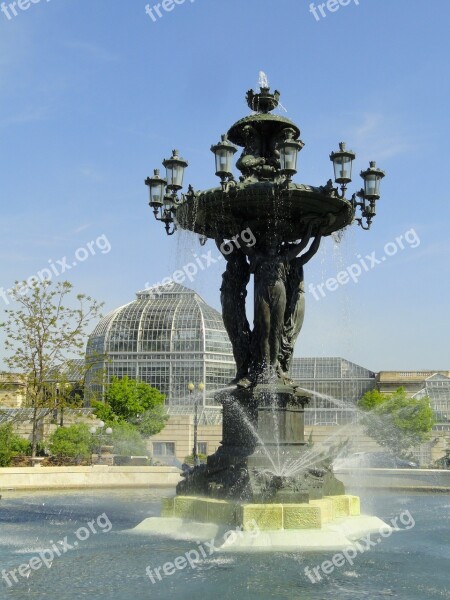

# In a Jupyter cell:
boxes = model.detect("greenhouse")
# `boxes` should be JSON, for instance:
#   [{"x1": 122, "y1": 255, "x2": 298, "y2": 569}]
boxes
[{"x1": 85, "y1": 284, "x2": 235, "y2": 409}]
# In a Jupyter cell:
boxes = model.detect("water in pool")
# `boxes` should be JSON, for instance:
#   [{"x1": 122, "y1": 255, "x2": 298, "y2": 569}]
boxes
[{"x1": 0, "y1": 488, "x2": 449, "y2": 599}]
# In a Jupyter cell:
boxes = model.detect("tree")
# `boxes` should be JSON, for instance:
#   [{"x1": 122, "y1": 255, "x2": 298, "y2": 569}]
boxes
[
  {"x1": 49, "y1": 423, "x2": 93, "y2": 462},
  {"x1": 358, "y1": 389, "x2": 387, "y2": 411},
  {"x1": 46, "y1": 359, "x2": 88, "y2": 426},
  {"x1": 0, "y1": 280, "x2": 103, "y2": 457},
  {"x1": 358, "y1": 387, "x2": 435, "y2": 458},
  {"x1": 110, "y1": 421, "x2": 148, "y2": 456},
  {"x1": 92, "y1": 376, "x2": 168, "y2": 437}
]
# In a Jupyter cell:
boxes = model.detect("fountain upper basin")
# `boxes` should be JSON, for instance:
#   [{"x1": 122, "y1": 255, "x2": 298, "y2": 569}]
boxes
[{"x1": 175, "y1": 181, "x2": 354, "y2": 242}]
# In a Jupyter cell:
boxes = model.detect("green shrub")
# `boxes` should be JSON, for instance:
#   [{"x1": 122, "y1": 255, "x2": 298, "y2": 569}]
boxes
[
  {"x1": 0, "y1": 423, "x2": 31, "y2": 467},
  {"x1": 49, "y1": 424, "x2": 93, "y2": 461},
  {"x1": 10, "y1": 436, "x2": 31, "y2": 455},
  {"x1": 183, "y1": 453, "x2": 207, "y2": 466}
]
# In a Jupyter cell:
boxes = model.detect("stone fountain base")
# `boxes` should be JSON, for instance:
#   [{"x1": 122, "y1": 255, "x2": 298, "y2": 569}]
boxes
[
  {"x1": 161, "y1": 494, "x2": 360, "y2": 530},
  {"x1": 133, "y1": 494, "x2": 392, "y2": 551}
]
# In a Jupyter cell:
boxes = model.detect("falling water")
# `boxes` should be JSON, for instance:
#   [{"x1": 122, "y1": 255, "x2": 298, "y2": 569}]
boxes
[{"x1": 222, "y1": 393, "x2": 282, "y2": 475}]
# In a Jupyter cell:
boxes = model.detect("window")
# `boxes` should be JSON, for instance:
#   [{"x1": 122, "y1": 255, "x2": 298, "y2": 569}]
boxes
[
  {"x1": 197, "y1": 442, "x2": 207, "y2": 455},
  {"x1": 152, "y1": 442, "x2": 175, "y2": 456}
]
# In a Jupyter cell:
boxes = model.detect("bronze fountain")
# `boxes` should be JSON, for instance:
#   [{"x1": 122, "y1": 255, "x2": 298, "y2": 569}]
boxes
[{"x1": 145, "y1": 78, "x2": 385, "y2": 504}]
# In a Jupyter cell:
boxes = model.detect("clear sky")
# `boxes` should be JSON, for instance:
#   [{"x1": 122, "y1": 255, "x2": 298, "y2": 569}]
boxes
[{"x1": 0, "y1": 0, "x2": 449, "y2": 372}]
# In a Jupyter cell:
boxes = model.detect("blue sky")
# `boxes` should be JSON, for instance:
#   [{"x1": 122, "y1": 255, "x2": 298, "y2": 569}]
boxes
[{"x1": 0, "y1": 0, "x2": 449, "y2": 372}]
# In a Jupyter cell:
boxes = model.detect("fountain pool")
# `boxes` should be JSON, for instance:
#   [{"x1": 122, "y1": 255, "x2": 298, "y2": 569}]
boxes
[{"x1": 1, "y1": 488, "x2": 449, "y2": 599}]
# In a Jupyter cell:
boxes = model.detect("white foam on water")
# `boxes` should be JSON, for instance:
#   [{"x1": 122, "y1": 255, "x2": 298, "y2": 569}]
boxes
[
  {"x1": 14, "y1": 547, "x2": 49, "y2": 555},
  {"x1": 131, "y1": 515, "x2": 393, "y2": 553},
  {"x1": 343, "y1": 571, "x2": 360, "y2": 578}
]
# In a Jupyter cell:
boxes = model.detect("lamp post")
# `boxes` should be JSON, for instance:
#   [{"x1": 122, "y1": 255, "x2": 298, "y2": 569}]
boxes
[
  {"x1": 188, "y1": 382, "x2": 205, "y2": 467},
  {"x1": 90, "y1": 421, "x2": 113, "y2": 464}
]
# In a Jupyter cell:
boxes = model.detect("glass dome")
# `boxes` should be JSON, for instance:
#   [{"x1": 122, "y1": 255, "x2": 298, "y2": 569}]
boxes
[{"x1": 86, "y1": 284, "x2": 235, "y2": 408}]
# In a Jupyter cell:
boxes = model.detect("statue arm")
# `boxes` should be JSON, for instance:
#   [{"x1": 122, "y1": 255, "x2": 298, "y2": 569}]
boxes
[
  {"x1": 215, "y1": 239, "x2": 234, "y2": 262},
  {"x1": 297, "y1": 233, "x2": 322, "y2": 265},
  {"x1": 285, "y1": 213, "x2": 334, "y2": 263},
  {"x1": 215, "y1": 239, "x2": 253, "y2": 264},
  {"x1": 284, "y1": 220, "x2": 315, "y2": 261},
  {"x1": 237, "y1": 241, "x2": 256, "y2": 257}
]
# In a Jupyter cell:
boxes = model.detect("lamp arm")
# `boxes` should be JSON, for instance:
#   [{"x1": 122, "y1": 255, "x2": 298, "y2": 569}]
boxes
[
  {"x1": 221, "y1": 178, "x2": 237, "y2": 194},
  {"x1": 356, "y1": 218, "x2": 371, "y2": 231},
  {"x1": 352, "y1": 191, "x2": 376, "y2": 231},
  {"x1": 165, "y1": 222, "x2": 177, "y2": 236}
]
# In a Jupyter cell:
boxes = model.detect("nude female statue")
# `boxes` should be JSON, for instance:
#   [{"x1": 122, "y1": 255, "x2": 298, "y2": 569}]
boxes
[
  {"x1": 242, "y1": 219, "x2": 324, "y2": 382},
  {"x1": 216, "y1": 216, "x2": 329, "y2": 385},
  {"x1": 215, "y1": 240, "x2": 252, "y2": 384}
]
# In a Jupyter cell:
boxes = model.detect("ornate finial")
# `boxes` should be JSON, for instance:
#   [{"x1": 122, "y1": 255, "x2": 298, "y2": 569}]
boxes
[{"x1": 246, "y1": 84, "x2": 281, "y2": 114}]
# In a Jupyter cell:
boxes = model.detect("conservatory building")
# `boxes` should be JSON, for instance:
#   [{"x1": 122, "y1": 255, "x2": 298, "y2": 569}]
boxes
[
  {"x1": 86, "y1": 284, "x2": 235, "y2": 412},
  {"x1": 290, "y1": 357, "x2": 376, "y2": 425}
]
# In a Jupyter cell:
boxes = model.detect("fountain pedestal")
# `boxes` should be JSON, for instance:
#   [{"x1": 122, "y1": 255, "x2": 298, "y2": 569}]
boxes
[
  {"x1": 177, "y1": 385, "x2": 345, "y2": 503},
  {"x1": 221, "y1": 384, "x2": 308, "y2": 455}
]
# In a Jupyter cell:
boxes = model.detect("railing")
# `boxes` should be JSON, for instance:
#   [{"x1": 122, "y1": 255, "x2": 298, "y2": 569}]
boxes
[
  {"x1": 165, "y1": 405, "x2": 223, "y2": 425},
  {"x1": 0, "y1": 374, "x2": 26, "y2": 386},
  {"x1": 380, "y1": 371, "x2": 449, "y2": 379},
  {"x1": 304, "y1": 408, "x2": 360, "y2": 426},
  {"x1": 0, "y1": 407, "x2": 93, "y2": 424}
]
